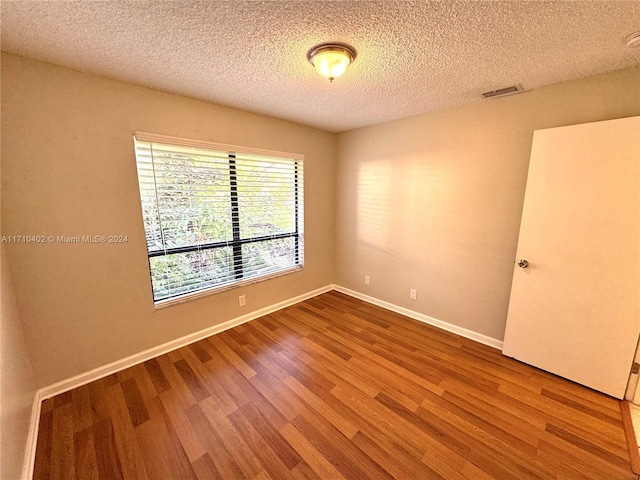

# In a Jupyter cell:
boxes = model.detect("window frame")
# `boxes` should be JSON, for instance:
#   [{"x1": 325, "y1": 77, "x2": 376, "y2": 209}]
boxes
[{"x1": 133, "y1": 132, "x2": 304, "y2": 308}]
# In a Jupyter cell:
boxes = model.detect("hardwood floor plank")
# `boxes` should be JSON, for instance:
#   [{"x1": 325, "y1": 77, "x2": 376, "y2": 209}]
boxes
[
  {"x1": 460, "y1": 342, "x2": 537, "y2": 379},
  {"x1": 72, "y1": 385, "x2": 93, "y2": 433},
  {"x1": 33, "y1": 291, "x2": 637, "y2": 479},
  {"x1": 275, "y1": 340, "x2": 337, "y2": 395},
  {"x1": 116, "y1": 365, "x2": 136, "y2": 383},
  {"x1": 217, "y1": 354, "x2": 293, "y2": 432},
  {"x1": 240, "y1": 322, "x2": 284, "y2": 353},
  {"x1": 306, "y1": 350, "x2": 384, "y2": 398},
  {"x1": 498, "y1": 381, "x2": 627, "y2": 439},
  {"x1": 305, "y1": 332, "x2": 355, "y2": 360},
  {"x1": 352, "y1": 429, "x2": 447, "y2": 480},
  {"x1": 53, "y1": 390, "x2": 73, "y2": 409},
  {"x1": 539, "y1": 436, "x2": 635, "y2": 479},
  {"x1": 103, "y1": 383, "x2": 149, "y2": 480},
  {"x1": 417, "y1": 395, "x2": 556, "y2": 480},
  {"x1": 290, "y1": 460, "x2": 323, "y2": 480},
  {"x1": 236, "y1": 401, "x2": 303, "y2": 469},
  {"x1": 291, "y1": 413, "x2": 393, "y2": 480},
  {"x1": 330, "y1": 383, "x2": 452, "y2": 462},
  {"x1": 199, "y1": 345, "x2": 255, "y2": 409},
  {"x1": 341, "y1": 311, "x2": 392, "y2": 331},
  {"x1": 347, "y1": 335, "x2": 447, "y2": 389},
  {"x1": 548, "y1": 414, "x2": 628, "y2": 457},
  {"x1": 185, "y1": 404, "x2": 247, "y2": 480},
  {"x1": 120, "y1": 377, "x2": 150, "y2": 428},
  {"x1": 124, "y1": 363, "x2": 159, "y2": 401},
  {"x1": 347, "y1": 354, "x2": 435, "y2": 406},
  {"x1": 439, "y1": 378, "x2": 547, "y2": 431},
  {"x1": 545, "y1": 422, "x2": 630, "y2": 468},
  {"x1": 249, "y1": 317, "x2": 303, "y2": 347},
  {"x1": 432, "y1": 345, "x2": 542, "y2": 394},
  {"x1": 440, "y1": 390, "x2": 541, "y2": 452},
  {"x1": 188, "y1": 339, "x2": 213, "y2": 363},
  {"x1": 542, "y1": 388, "x2": 623, "y2": 426},
  {"x1": 40, "y1": 397, "x2": 55, "y2": 414},
  {"x1": 158, "y1": 388, "x2": 207, "y2": 462},
  {"x1": 52, "y1": 403, "x2": 76, "y2": 480},
  {"x1": 272, "y1": 309, "x2": 313, "y2": 336},
  {"x1": 191, "y1": 453, "x2": 224, "y2": 480},
  {"x1": 280, "y1": 423, "x2": 346, "y2": 480},
  {"x1": 173, "y1": 358, "x2": 210, "y2": 402},
  {"x1": 240, "y1": 340, "x2": 293, "y2": 382},
  {"x1": 134, "y1": 395, "x2": 197, "y2": 480},
  {"x1": 249, "y1": 372, "x2": 308, "y2": 423},
  {"x1": 533, "y1": 371, "x2": 624, "y2": 412},
  {"x1": 166, "y1": 348, "x2": 184, "y2": 363},
  {"x1": 93, "y1": 418, "x2": 123, "y2": 480},
  {"x1": 374, "y1": 391, "x2": 470, "y2": 462},
  {"x1": 155, "y1": 355, "x2": 198, "y2": 405},
  {"x1": 283, "y1": 375, "x2": 360, "y2": 439},
  {"x1": 87, "y1": 379, "x2": 114, "y2": 425},
  {"x1": 73, "y1": 426, "x2": 99, "y2": 480},
  {"x1": 289, "y1": 306, "x2": 332, "y2": 330},
  {"x1": 460, "y1": 460, "x2": 500, "y2": 480},
  {"x1": 226, "y1": 407, "x2": 298, "y2": 479},
  {"x1": 198, "y1": 396, "x2": 267, "y2": 478},
  {"x1": 209, "y1": 334, "x2": 258, "y2": 379},
  {"x1": 142, "y1": 358, "x2": 171, "y2": 394},
  {"x1": 179, "y1": 344, "x2": 240, "y2": 415}
]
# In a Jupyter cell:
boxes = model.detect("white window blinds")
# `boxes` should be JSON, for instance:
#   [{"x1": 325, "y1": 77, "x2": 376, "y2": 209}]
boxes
[{"x1": 133, "y1": 132, "x2": 304, "y2": 304}]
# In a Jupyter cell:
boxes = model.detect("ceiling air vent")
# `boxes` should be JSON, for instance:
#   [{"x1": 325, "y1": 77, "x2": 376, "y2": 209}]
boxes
[{"x1": 481, "y1": 85, "x2": 522, "y2": 99}]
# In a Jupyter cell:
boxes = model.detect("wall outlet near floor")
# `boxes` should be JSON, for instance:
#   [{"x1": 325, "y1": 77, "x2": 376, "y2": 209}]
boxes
[
  {"x1": 364, "y1": 275, "x2": 371, "y2": 285},
  {"x1": 409, "y1": 289, "x2": 417, "y2": 300},
  {"x1": 238, "y1": 295, "x2": 246, "y2": 307}
]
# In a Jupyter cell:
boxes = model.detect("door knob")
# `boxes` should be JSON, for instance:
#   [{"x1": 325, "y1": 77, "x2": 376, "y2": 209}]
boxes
[{"x1": 517, "y1": 259, "x2": 529, "y2": 268}]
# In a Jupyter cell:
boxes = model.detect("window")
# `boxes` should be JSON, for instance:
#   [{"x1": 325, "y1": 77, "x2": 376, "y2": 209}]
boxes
[{"x1": 133, "y1": 132, "x2": 303, "y2": 305}]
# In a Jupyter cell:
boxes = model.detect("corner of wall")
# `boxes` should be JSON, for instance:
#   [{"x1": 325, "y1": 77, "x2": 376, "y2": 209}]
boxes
[
  {"x1": 1, "y1": 245, "x2": 39, "y2": 480},
  {"x1": 331, "y1": 131, "x2": 340, "y2": 284}
]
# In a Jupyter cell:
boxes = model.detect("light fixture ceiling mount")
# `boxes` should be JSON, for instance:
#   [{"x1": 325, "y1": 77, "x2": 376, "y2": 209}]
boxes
[
  {"x1": 626, "y1": 30, "x2": 640, "y2": 48},
  {"x1": 307, "y1": 43, "x2": 356, "y2": 82}
]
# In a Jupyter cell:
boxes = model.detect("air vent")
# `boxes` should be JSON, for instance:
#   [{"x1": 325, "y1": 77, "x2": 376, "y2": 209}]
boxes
[{"x1": 482, "y1": 85, "x2": 522, "y2": 99}]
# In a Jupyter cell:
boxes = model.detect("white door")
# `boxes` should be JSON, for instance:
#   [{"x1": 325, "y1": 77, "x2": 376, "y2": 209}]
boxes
[{"x1": 503, "y1": 116, "x2": 640, "y2": 399}]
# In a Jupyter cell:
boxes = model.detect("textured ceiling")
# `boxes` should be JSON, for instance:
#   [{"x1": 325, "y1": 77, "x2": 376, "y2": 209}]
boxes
[{"x1": 2, "y1": 1, "x2": 639, "y2": 132}]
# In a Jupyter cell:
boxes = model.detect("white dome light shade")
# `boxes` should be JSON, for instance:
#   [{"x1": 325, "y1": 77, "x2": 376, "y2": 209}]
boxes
[
  {"x1": 307, "y1": 44, "x2": 356, "y2": 82},
  {"x1": 627, "y1": 30, "x2": 640, "y2": 48}
]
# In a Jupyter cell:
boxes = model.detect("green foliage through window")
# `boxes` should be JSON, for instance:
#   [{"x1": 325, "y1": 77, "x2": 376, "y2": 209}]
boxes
[{"x1": 134, "y1": 134, "x2": 303, "y2": 303}]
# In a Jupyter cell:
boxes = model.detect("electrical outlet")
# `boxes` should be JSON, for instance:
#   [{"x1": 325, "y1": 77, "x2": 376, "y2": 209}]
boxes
[
  {"x1": 238, "y1": 295, "x2": 246, "y2": 307},
  {"x1": 364, "y1": 275, "x2": 370, "y2": 285},
  {"x1": 409, "y1": 289, "x2": 417, "y2": 300}
]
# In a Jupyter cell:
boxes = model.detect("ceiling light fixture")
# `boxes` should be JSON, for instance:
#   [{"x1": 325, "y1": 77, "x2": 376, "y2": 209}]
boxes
[
  {"x1": 626, "y1": 30, "x2": 640, "y2": 48},
  {"x1": 307, "y1": 43, "x2": 356, "y2": 82}
]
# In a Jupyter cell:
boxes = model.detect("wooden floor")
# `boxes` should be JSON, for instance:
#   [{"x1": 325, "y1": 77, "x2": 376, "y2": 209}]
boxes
[{"x1": 33, "y1": 291, "x2": 635, "y2": 479}]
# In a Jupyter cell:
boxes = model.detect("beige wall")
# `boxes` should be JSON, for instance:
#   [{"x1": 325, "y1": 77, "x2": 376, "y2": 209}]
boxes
[
  {"x1": 1, "y1": 245, "x2": 37, "y2": 480},
  {"x1": 1, "y1": 53, "x2": 336, "y2": 387},
  {"x1": 335, "y1": 66, "x2": 640, "y2": 341}
]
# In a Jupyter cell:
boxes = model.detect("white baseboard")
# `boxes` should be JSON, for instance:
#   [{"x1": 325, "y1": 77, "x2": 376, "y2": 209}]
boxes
[
  {"x1": 21, "y1": 391, "x2": 42, "y2": 480},
  {"x1": 38, "y1": 284, "x2": 333, "y2": 401},
  {"x1": 332, "y1": 284, "x2": 504, "y2": 350}
]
